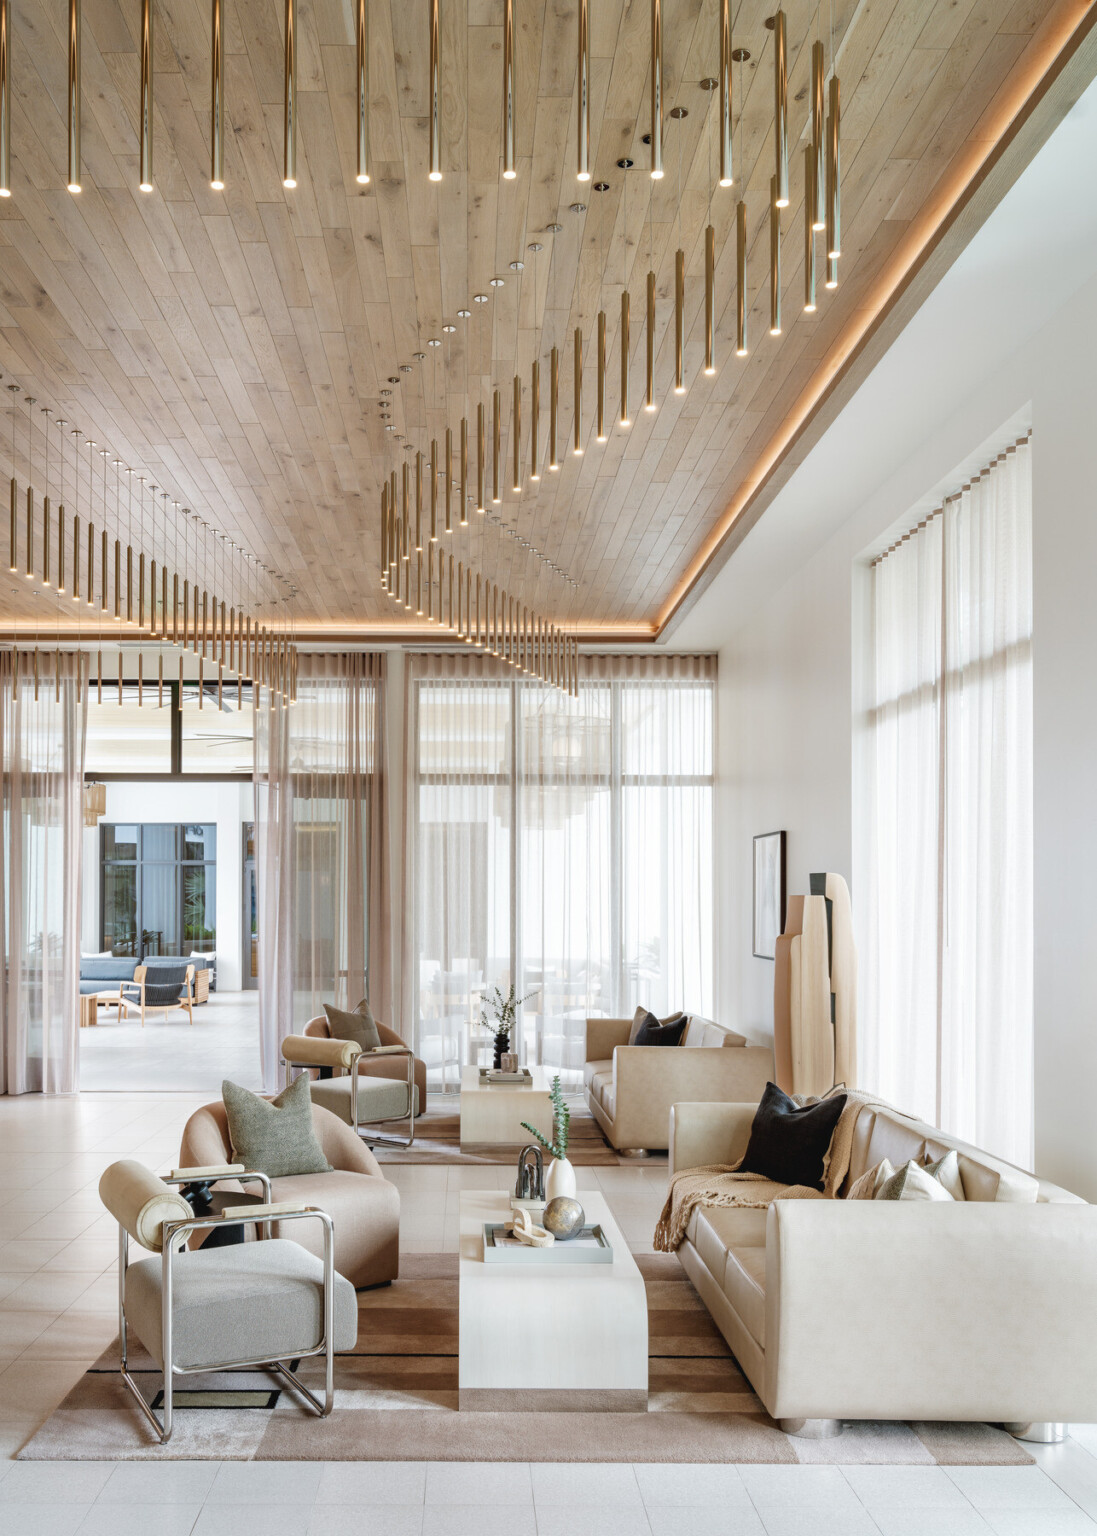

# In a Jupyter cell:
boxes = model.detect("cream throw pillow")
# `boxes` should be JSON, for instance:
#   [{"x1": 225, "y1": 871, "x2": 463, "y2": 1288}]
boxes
[
  {"x1": 875, "y1": 1158, "x2": 955, "y2": 1202},
  {"x1": 923, "y1": 1149, "x2": 966, "y2": 1200},
  {"x1": 847, "y1": 1158, "x2": 893, "y2": 1200}
]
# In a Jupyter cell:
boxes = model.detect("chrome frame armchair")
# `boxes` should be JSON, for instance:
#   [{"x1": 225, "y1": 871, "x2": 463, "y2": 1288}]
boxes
[
  {"x1": 107, "y1": 1162, "x2": 343, "y2": 1445},
  {"x1": 280, "y1": 1035, "x2": 417, "y2": 1149}
]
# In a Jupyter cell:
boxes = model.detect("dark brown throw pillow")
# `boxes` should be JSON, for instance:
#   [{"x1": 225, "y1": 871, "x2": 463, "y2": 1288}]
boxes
[
  {"x1": 632, "y1": 1011, "x2": 689, "y2": 1047},
  {"x1": 739, "y1": 1081, "x2": 847, "y2": 1191}
]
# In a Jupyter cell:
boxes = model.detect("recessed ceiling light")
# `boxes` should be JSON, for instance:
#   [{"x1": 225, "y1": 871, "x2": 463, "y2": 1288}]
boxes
[
  {"x1": 457, "y1": 308, "x2": 471, "y2": 318},
  {"x1": 443, "y1": 323, "x2": 456, "y2": 333},
  {"x1": 473, "y1": 293, "x2": 489, "y2": 303}
]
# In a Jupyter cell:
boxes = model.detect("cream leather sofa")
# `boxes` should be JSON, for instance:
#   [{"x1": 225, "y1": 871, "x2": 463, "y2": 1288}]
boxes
[
  {"x1": 584, "y1": 1015, "x2": 773, "y2": 1153},
  {"x1": 669, "y1": 1096, "x2": 1094, "y2": 1436}
]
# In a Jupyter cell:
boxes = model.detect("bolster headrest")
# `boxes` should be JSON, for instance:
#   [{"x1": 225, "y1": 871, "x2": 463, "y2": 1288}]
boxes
[
  {"x1": 282, "y1": 1034, "x2": 362, "y2": 1070},
  {"x1": 99, "y1": 1159, "x2": 193, "y2": 1253}
]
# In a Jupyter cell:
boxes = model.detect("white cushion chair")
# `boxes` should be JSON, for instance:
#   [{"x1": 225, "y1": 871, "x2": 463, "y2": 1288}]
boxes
[
  {"x1": 281, "y1": 1031, "x2": 419, "y2": 1148},
  {"x1": 583, "y1": 1014, "x2": 774, "y2": 1153},
  {"x1": 668, "y1": 1097, "x2": 1095, "y2": 1441},
  {"x1": 98, "y1": 1158, "x2": 358, "y2": 1444}
]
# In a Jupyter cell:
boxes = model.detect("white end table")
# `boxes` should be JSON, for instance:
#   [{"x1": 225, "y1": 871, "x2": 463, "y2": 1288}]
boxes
[
  {"x1": 458, "y1": 1189, "x2": 648, "y2": 1411},
  {"x1": 458, "y1": 1064, "x2": 554, "y2": 1152}
]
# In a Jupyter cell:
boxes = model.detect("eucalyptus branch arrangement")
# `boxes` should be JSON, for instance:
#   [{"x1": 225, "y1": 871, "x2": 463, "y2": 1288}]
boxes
[
  {"x1": 521, "y1": 1075, "x2": 570, "y2": 1162},
  {"x1": 481, "y1": 983, "x2": 537, "y2": 1046}
]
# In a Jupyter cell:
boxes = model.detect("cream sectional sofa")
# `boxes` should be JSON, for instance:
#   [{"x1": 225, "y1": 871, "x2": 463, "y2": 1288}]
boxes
[
  {"x1": 583, "y1": 1015, "x2": 773, "y2": 1153},
  {"x1": 669, "y1": 1096, "x2": 1094, "y2": 1437}
]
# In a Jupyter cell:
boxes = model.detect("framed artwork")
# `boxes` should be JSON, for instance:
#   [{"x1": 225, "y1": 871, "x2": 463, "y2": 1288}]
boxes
[{"x1": 753, "y1": 831, "x2": 786, "y2": 960}]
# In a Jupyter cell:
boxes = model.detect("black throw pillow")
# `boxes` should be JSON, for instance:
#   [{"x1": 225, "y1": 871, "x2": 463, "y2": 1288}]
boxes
[
  {"x1": 632, "y1": 1010, "x2": 689, "y2": 1047},
  {"x1": 739, "y1": 1082, "x2": 847, "y2": 1191}
]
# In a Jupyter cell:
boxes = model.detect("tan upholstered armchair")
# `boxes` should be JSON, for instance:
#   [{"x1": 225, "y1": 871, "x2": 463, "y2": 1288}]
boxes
[
  {"x1": 584, "y1": 1014, "x2": 774, "y2": 1154},
  {"x1": 179, "y1": 1099, "x2": 400, "y2": 1289},
  {"x1": 303, "y1": 1014, "x2": 428, "y2": 1119}
]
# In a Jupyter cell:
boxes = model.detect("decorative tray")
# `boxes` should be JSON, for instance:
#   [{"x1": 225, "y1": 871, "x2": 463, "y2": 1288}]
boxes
[
  {"x1": 478, "y1": 1067, "x2": 533, "y2": 1085},
  {"x1": 482, "y1": 1223, "x2": 613, "y2": 1264}
]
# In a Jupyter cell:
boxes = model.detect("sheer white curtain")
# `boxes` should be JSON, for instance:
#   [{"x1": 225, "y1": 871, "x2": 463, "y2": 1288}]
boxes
[
  {"x1": 255, "y1": 654, "x2": 385, "y2": 1092},
  {"x1": 0, "y1": 652, "x2": 87, "y2": 1095},
  {"x1": 407, "y1": 653, "x2": 715, "y2": 1088},
  {"x1": 862, "y1": 437, "x2": 1032, "y2": 1163}
]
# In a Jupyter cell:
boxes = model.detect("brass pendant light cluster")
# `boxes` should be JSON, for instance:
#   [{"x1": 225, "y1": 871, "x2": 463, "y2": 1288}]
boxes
[{"x1": 2, "y1": 374, "x2": 298, "y2": 709}]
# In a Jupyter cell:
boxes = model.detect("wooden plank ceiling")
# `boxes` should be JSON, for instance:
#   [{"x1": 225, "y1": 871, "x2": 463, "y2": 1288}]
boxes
[{"x1": 0, "y1": 0, "x2": 1063, "y2": 638}]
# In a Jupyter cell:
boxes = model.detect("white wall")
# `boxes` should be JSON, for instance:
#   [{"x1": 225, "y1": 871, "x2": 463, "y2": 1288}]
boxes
[
  {"x1": 671, "y1": 81, "x2": 1097, "y2": 1196},
  {"x1": 82, "y1": 781, "x2": 254, "y2": 991}
]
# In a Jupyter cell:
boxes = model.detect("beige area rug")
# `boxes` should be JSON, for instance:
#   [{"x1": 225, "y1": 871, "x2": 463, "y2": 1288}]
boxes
[
  {"x1": 19, "y1": 1254, "x2": 1032, "y2": 1466},
  {"x1": 370, "y1": 1103, "x2": 626, "y2": 1166}
]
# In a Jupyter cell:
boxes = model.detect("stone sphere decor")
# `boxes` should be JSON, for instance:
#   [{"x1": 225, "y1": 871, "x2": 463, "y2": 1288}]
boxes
[{"x1": 543, "y1": 1196, "x2": 585, "y2": 1240}]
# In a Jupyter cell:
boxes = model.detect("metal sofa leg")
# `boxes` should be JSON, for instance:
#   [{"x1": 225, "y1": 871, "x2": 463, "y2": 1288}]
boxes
[
  {"x1": 617, "y1": 1148, "x2": 651, "y2": 1159},
  {"x1": 778, "y1": 1417, "x2": 843, "y2": 1438},
  {"x1": 1003, "y1": 1422, "x2": 1068, "y2": 1443}
]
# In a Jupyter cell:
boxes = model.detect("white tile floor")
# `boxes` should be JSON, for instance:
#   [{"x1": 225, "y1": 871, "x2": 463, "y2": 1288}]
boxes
[
  {"x1": 78, "y1": 992, "x2": 262, "y2": 1093},
  {"x1": 1, "y1": 1088, "x2": 1096, "y2": 1535}
]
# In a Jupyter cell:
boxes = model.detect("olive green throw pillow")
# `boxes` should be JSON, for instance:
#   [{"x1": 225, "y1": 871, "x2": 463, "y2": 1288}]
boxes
[
  {"x1": 222, "y1": 1074, "x2": 333, "y2": 1179},
  {"x1": 324, "y1": 1000, "x2": 382, "y2": 1054}
]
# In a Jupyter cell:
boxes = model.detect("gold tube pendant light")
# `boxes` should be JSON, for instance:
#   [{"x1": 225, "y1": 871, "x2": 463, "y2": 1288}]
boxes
[
  {"x1": 804, "y1": 145, "x2": 817, "y2": 313},
  {"x1": 475, "y1": 571, "x2": 481, "y2": 645},
  {"x1": 68, "y1": 0, "x2": 80, "y2": 192},
  {"x1": 126, "y1": 544, "x2": 133, "y2": 622},
  {"x1": 72, "y1": 514, "x2": 80, "y2": 602},
  {"x1": 24, "y1": 483, "x2": 31, "y2": 579},
  {"x1": 183, "y1": 576, "x2": 190, "y2": 646},
  {"x1": 531, "y1": 360, "x2": 540, "y2": 478},
  {"x1": 577, "y1": 0, "x2": 590, "y2": 182},
  {"x1": 158, "y1": 653, "x2": 163, "y2": 707},
  {"x1": 620, "y1": 288, "x2": 630, "y2": 425},
  {"x1": 573, "y1": 327, "x2": 583, "y2": 454},
  {"x1": 101, "y1": 528, "x2": 108, "y2": 613},
  {"x1": 456, "y1": 559, "x2": 463, "y2": 637},
  {"x1": 769, "y1": 175, "x2": 781, "y2": 335},
  {"x1": 718, "y1": 0, "x2": 732, "y2": 187},
  {"x1": 465, "y1": 565, "x2": 472, "y2": 642},
  {"x1": 429, "y1": 0, "x2": 441, "y2": 181},
  {"x1": 87, "y1": 522, "x2": 94, "y2": 606},
  {"x1": 502, "y1": 0, "x2": 515, "y2": 179},
  {"x1": 492, "y1": 388, "x2": 501, "y2": 502},
  {"x1": 476, "y1": 402, "x2": 486, "y2": 510},
  {"x1": 211, "y1": 0, "x2": 224, "y2": 188},
  {"x1": 415, "y1": 450, "x2": 422, "y2": 550},
  {"x1": 444, "y1": 428, "x2": 452, "y2": 533},
  {"x1": 172, "y1": 572, "x2": 179, "y2": 639},
  {"x1": 596, "y1": 311, "x2": 606, "y2": 441},
  {"x1": 416, "y1": 549, "x2": 422, "y2": 616},
  {"x1": 139, "y1": 0, "x2": 153, "y2": 191},
  {"x1": 512, "y1": 375, "x2": 521, "y2": 492},
  {"x1": 139, "y1": 552, "x2": 145, "y2": 627},
  {"x1": 0, "y1": 0, "x2": 10, "y2": 199},
  {"x1": 381, "y1": 483, "x2": 388, "y2": 586},
  {"x1": 645, "y1": 270, "x2": 656, "y2": 411},
  {"x1": 549, "y1": 346, "x2": 559, "y2": 468},
  {"x1": 826, "y1": 74, "x2": 841, "y2": 262},
  {"x1": 402, "y1": 459, "x2": 409, "y2": 543},
  {"x1": 426, "y1": 544, "x2": 433, "y2": 621},
  {"x1": 8, "y1": 473, "x2": 15, "y2": 572},
  {"x1": 355, "y1": 0, "x2": 369, "y2": 183},
  {"x1": 42, "y1": 496, "x2": 50, "y2": 586},
  {"x1": 430, "y1": 439, "x2": 438, "y2": 540},
  {"x1": 704, "y1": 224, "x2": 716, "y2": 374},
  {"x1": 811, "y1": 40, "x2": 825, "y2": 229},
  {"x1": 650, "y1": 0, "x2": 662, "y2": 179},
  {"x1": 735, "y1": 198, "x2": 748, "y2": 355},
  {"x1": 57, "y1": 502, "x2": 65, "y2": 594},
  {"x1": 283, "y1": 0, "x2": 297, "y2": 187},
  {"x1": 773, "y1": 9, "x2": 787, "y2": 207},
  {"x1": 460, "y1": 417, "x2": 469, "y2": 523},
  {"x1": 674, "y1": 248, "x2": 685, "y2": 394}
]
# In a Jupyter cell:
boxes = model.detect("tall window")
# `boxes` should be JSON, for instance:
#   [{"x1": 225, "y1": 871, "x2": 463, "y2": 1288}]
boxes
[
  {"x1": 411, "y1": 656, "x2": 715, "y2": 1088},
  {"x1": 100, "y1": 823, "x2": 217, "y2": 958},
  {"x1": 861, "y1": 435, "x2": 1032, "y2": 1163}
]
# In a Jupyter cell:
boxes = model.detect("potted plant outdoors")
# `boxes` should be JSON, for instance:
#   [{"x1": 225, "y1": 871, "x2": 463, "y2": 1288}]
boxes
[
  {"x1": 481, "y1": 983, "x2": 537, "y2": 1070},
  {"x1": 521, "y1": 1075, "x2": 576, "y2": 1201}
]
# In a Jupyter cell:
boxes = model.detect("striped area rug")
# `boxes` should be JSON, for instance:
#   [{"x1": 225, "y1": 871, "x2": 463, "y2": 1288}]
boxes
[
  {"x1": 18, "y1": 1253, "x2": 1032, "y2": 1465},
  {"x1": 370, "y1": 1104, "x2": 623, "y2": 1165}
]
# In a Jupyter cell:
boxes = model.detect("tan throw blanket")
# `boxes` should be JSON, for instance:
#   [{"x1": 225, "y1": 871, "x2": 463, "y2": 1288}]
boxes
[{"x1": 653, "y1": 1089, "x2": 891, "y2": 1251}]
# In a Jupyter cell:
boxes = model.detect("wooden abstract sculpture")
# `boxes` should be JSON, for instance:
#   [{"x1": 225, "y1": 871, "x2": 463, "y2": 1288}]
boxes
[{"x1": 773, "y1": 873, "x2": 857, "y2": 1096}]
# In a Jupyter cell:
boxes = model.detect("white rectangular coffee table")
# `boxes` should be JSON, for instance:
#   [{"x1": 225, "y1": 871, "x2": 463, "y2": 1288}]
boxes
[
  {"x1": 459, "y1": 1063, "x2": 554, "y2": 1151},
  {"x1": 458, "y1": 1190, "x2": 648, "y2": 1411}
]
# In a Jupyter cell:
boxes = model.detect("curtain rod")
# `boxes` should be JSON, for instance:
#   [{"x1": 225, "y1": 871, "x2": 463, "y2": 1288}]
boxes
[{"x1": 870, "y1": 431, "x2": 1031, "y2": 569}]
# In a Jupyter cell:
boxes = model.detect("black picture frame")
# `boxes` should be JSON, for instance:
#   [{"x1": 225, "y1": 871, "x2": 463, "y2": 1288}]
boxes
[{"x1": 753, "y1": 831, "x2": 786, "y2": 960}]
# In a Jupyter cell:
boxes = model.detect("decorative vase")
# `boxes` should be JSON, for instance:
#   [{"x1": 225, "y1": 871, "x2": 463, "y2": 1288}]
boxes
[
  {"x1": 493, "y1": 1031, "x2": 509, "y2": 1069},
  {"x1": 545, "y1": 1155, "x2": 576, "y2": 1202},
  {"x1": 500, "y1": 1051, "x2": 519, "y2": 1074}
]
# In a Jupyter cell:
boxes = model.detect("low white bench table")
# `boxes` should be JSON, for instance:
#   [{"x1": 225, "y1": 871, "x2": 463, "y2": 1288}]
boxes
[
  {"x1": 458, "y1": 1189, "x2": 648, "y2": 1411},
  {"x1": 458, "y1": 1063, "x2": 554, "y2": 1152}
]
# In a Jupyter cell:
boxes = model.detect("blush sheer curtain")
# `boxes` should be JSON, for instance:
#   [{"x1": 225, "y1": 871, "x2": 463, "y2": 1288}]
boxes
[
  {"x1": 406, "y1": 653, "x2": 715, "y2": 1089},
  {"x1": 861, "y1": 436, "x2": 1033, "y2": 1164},
  {"x1": 254, "y1": 654, "x2": 387, "y2": 1093},
  {"x1": 0, "y1": 652, "x2": 87, "y2": 1095}
]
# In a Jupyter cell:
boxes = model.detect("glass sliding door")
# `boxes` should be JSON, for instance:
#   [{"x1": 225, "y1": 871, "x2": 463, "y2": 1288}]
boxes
[{"x1": 100, "y1": 823, "x2": 217, "y2": 958}]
